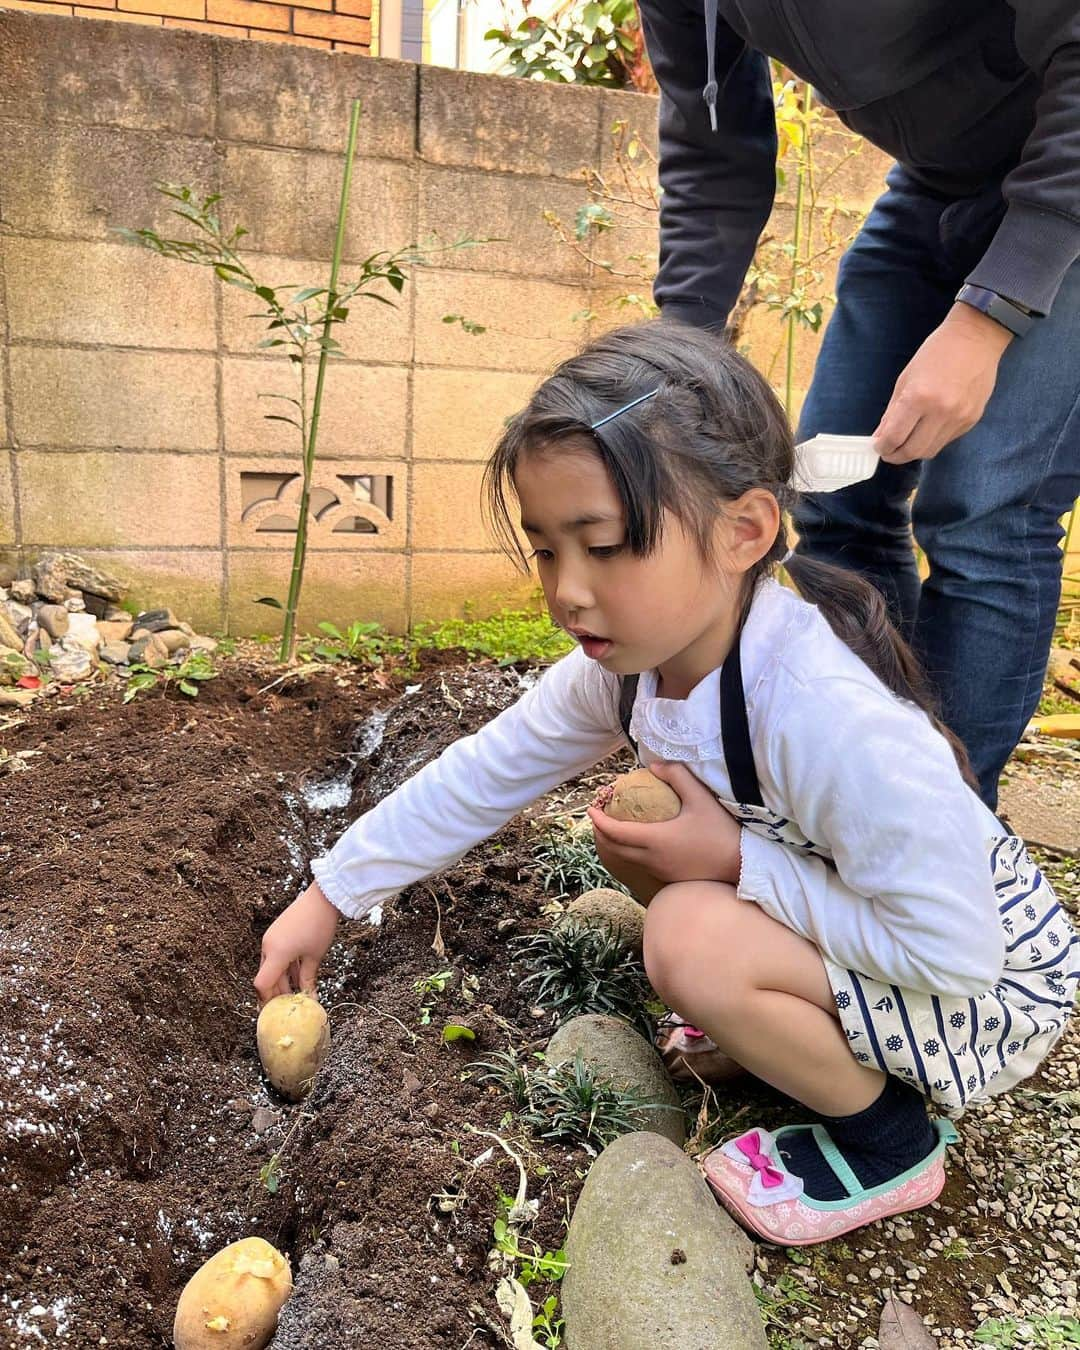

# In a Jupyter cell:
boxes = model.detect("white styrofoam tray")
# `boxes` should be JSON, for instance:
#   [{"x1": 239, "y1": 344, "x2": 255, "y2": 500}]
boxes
[{"x1": 793, "y1": 434, "x2": 881, "y2": 493}]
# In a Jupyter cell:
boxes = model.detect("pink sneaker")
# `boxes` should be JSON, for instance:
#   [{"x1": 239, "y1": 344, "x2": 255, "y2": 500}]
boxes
[{"x1": 700, "y1": 1118, "x2": 958, "y2": 1246}]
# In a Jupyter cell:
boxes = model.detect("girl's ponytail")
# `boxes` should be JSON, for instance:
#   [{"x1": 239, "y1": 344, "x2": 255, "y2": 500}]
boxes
[{"x1": 782, "y1": 551, "x2": 978, "y2": 789}]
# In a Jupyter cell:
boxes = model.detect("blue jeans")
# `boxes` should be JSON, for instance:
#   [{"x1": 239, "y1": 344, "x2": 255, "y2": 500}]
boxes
[{"x1": 794, "y1": 167, "x2": 1080, "y2": 810}]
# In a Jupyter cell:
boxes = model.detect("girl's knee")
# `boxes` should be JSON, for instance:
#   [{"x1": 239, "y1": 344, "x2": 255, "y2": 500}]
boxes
[{"x1": 643, "y1": 881, "x2": 742, "y2": 1003}]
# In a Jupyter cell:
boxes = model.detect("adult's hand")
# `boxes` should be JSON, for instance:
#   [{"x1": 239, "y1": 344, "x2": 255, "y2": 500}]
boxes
[{"x1": 873, "y1": 302, "x2": 1013, "y2": 465}]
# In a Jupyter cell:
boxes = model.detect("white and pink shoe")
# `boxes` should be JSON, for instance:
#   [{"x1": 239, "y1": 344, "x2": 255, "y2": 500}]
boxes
[
  {"x1": 655, "y1": 1012, "x2": 746, "y2": 1084},
  {"x1": 700, "y1": 1118, "x2": 958, "y2": 1246}
]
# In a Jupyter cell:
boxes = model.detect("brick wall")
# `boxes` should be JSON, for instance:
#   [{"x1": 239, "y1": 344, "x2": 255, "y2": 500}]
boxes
[
  {"x1": 0, "y1": 11, "x2": 687, "y2": 634},
  {"x1": 0, "y1": 0, "x2": 371, "y2": 55}
]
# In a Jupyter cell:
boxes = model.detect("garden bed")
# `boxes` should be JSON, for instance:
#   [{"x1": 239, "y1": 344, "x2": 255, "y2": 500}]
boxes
[{"x1": 0, "y1": 652, "x2": 1077, "y2": 1349}]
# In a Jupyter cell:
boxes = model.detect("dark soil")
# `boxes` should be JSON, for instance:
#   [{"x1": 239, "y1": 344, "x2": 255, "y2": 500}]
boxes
[{"x1": 0, "y1": 657, "x2": 599, "y2": 1349}]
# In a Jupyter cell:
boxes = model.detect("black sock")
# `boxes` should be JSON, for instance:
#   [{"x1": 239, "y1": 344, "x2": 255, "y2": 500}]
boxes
[{"x1": 777, "y1": 1075, "x2": 937, "y2": 1202}]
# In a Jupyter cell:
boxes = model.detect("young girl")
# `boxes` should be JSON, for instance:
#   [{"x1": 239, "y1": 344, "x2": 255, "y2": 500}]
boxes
[{"x1": 254, "y1": 321, "x2": 1078, "y2": 1245}]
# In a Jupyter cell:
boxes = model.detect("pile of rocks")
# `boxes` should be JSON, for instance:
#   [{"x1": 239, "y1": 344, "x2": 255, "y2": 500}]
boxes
[{"x1": 0, "y1": 551, "x2": 218, "y2": 705}]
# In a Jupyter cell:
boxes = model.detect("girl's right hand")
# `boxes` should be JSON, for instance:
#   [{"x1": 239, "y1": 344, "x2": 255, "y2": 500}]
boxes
[{"x1": 254, "y1": 881, "x2": 340, "y2": 1004}]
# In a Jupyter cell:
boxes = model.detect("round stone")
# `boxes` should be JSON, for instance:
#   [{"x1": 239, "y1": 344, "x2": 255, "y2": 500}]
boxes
[
  {"x1": 557, "y1": 888, "x2": 647, "y2": 956},
  {"x1": 563, "y1": 1131, "x2": 766, "y2": 1350},
  {"x1": 546, "y1": 1014, "x2": 685, "y2": 1146}
]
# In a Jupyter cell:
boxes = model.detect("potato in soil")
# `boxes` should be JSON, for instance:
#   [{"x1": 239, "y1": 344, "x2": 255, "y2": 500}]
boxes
[
  {"x1": 256, "y1": 991, "x2": 330, "y2": 1101},
  {"x1": 173, "y1": 1236, "x2": 292, "y2": 1350}
]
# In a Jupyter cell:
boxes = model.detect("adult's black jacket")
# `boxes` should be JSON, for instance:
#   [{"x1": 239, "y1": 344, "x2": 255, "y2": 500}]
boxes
[{"x1": 637, "y1": 0, "x2": 1080, "y2": 327}]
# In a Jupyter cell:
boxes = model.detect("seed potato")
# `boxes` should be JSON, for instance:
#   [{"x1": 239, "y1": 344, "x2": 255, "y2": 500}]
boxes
[
  {"x1": 256, "y1": 992, "x2": 329, "y2": 1101},
  {"x1": 602, "y1": 768, "x2": 681, "y2": 823},
  {"x1": 173, "y1": 1236, "x2": 291, "y2": 1350}
]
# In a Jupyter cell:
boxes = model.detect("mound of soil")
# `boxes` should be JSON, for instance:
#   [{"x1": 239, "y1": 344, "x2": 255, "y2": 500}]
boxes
[{"x1": 0, "y1": 659, "x2": 591, "y2": 1348}]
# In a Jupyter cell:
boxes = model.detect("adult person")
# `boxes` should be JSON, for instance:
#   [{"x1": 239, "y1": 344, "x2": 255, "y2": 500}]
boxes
[{"x1": 635, "y1": 0, "x2": 1080, "y2": 808}]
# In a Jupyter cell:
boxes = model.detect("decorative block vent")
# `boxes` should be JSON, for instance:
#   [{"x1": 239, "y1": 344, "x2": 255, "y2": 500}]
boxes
[{"x1": 230, "y1": 462, "x2": 405, "y2": 550}]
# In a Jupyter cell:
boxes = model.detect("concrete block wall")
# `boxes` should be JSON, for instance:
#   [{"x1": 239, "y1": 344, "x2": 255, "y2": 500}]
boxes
[
  {"x1": 0, "y1": 11, "x2": 674, "y2": 633},
  {"x1": 0, "y1": 14, "x2": 934, "y2": 634}
]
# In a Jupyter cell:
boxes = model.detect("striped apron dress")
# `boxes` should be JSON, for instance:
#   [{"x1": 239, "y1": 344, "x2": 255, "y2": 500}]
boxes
[{"x1": 619, "y1": 633, "x2": 1080, "y2": 1116}]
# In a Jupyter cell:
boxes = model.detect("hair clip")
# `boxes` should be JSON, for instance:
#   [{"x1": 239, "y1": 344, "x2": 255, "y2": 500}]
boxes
[{"x1": 590, "y1": 387, "x2": 661, "y2": 431}]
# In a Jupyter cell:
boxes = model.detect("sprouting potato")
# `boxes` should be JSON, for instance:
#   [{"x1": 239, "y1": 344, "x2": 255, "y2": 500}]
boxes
[
  {"x1": 256, "y1": 992, "x2": 329, "y2": 1102},
  {"x1": 599, "y1": 768, "x2": 681, "y2": 823},
  {"x1": 173, "y1": 1236, "x2": 292, "y2": 1350}
]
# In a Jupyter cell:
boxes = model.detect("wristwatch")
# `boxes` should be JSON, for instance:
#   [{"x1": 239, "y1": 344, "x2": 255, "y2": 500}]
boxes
[{"x1": 955, "y1": 283, "x2": 1035, "y2": 338}]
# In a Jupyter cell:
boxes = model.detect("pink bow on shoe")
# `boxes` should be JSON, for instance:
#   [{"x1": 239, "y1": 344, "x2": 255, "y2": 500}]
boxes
[
  {"x1": 734, "y1": 1131, "x2": 786, "y2": 1189},
  {"x1": 717, "y1": 1127, "x2": 805, "y2": 1207}
]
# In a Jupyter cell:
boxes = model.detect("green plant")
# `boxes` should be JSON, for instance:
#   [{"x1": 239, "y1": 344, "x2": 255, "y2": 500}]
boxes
[
  {"x1": 469, "y1": 1048, "x2": 535, "y2": 1108},
  {"x1": 118, "y1": 103, "x2": 482, "y2": 664},
  {"x1": 531, "y1": 814, "x2": 629, "y2": 896},
  {"x1": 474, "y1": 1139, "x2": 570, "y2": 1350},
  {"x1": 257, "y1": 1109, "x2": 310, "y2": 1196},
  {"x1": 287, "y1": 604, "x2": 574, "y2": 672},
  {"x1": 514, "y1": 922, "x2": 653, "y2": 1033},
  {"x1": 942, "y1": 1236, "x2": 972, "y2": 1261},
  {"x1": 300, "y1": 619, "x2": 407, "y2": 665},
  {"x1": 414, "y1": 968, "x2": 454, "y2": 1025},
  {"x1": 442, "y1": 312, "x2": 488, "y2": 336},
  {"x1": 413, "y1": 603, "x2": 574, "y2": 666},
  {"x1": 521, "y1": 1251, "x2": 569, "y2": 1288},
  {"x1": 486, "y1": 0, "x2": 648, "y2": 89},
  {"x1": 975, "y1": 1316, "x2": 1080, "y2": 1349},
  {"x1": 492, "y1": 1190, "x2": 569, "y2": 1286},
  {"x1": 541, "y1": 118, "x2": 660, "y2": 327},
  {"x1": 259, "y1": 1153, "x2": 284, "y2": 1195},
  {"x1": 523, "y1": 1053, "x2": 667, "y2": 1152},
  {"x1": 470, "y1": 1048, "x2": 664, "y2": 1152},
  {"x1": 118, "y1": 106, "x2": 366, "y2": 664},
  {"x1": 123, "y1": 650, "x2": 217, "y2": 704},
  {"x1": 531, "y1": 1294, "x2": 565, "y2": 1348},
  {"x1": 744, "y1": 78, "x2": 860, "y2": 416},
  {"x1": 544, "y1": 74, "x2": 864, "y2": 415}
]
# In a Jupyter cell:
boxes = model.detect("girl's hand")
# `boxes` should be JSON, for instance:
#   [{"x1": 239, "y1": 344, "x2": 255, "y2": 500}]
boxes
[
  {"x1": 254, "y1": 881, "x2": 340, "y2": 1004},
  {"x1": 586, "y1": 761, "x2": 742, "y2": 888}
]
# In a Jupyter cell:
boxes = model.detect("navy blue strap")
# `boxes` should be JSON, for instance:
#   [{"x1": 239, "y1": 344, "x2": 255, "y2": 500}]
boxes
[
  {"x1": 618, "y1": 674, "x2": 639, "y2": 753},
  {"x1": 617, "y1": 632, "x2": 763, "y2": 806},
  {"x1": 719, "y1": 631, "x2": 764, "y2": 806}
]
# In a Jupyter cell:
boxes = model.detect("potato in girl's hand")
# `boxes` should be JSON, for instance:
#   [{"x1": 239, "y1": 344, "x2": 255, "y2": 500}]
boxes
[
  {"x1": 598, "y1": 768, "x2": 681, "y2": 823},
  {"x1": 256, "y1": 992, "x2": 329, "y2": 1101},
  {"x1": 173, "y1": 1236, "x2": 291, "y2": 1350}
]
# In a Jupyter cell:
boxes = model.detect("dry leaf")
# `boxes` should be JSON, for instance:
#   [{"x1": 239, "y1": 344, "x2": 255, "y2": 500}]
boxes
[
  {"x1": 495, "y1": 1276, "x2": 543, "y2": 1350},
  {"x1": 879, "y1": 1293, "x2": 934, "y2": 1349},
  {"x1": 428, "y1": 890, "x2": 447, "y2": 959}
]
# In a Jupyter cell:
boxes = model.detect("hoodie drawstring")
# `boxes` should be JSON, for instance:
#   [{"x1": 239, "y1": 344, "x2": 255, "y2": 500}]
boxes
[{"x1": 703, "y1": 0, "x2": 719, "y2": 131}]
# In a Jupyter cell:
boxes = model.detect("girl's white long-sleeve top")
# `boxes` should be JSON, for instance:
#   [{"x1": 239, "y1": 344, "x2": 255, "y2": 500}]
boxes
[{"x1": 311, "y1": 580, "x2": 1006, "y2": 999}]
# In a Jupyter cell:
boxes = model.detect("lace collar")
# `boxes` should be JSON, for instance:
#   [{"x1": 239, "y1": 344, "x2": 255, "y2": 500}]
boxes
[{"x1": 628, "y1": 580, "x2": 802, "y2": 759}]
